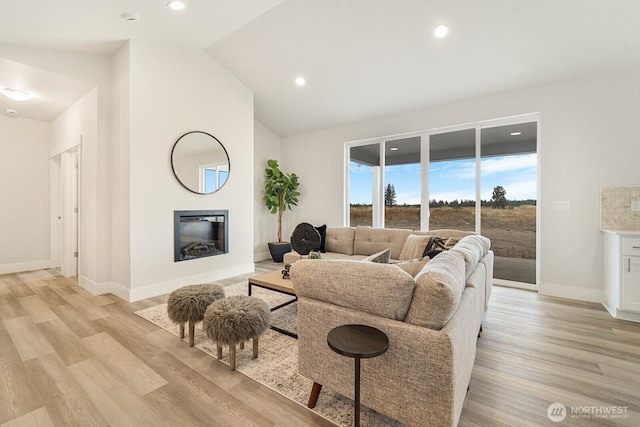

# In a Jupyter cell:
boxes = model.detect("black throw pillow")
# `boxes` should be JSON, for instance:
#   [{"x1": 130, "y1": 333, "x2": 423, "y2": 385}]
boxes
[{"x1": 315, "y1": 224, "x2": 327, "y2": 252}]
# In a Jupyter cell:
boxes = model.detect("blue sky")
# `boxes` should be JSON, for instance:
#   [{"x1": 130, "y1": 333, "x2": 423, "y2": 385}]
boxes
[{"x1": 350, "y1": 153, "x2": 537, "y2": 204}]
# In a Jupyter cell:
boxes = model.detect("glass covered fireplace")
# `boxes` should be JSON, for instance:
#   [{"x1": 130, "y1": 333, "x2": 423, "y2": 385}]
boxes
[{"x1": 174, "y1": 210, "x2": 228, "y2": 261}]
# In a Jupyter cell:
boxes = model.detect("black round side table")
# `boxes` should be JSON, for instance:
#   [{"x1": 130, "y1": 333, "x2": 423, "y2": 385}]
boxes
[{"x1": 327, "y1": 324, "x2": 389, "y2": 427}]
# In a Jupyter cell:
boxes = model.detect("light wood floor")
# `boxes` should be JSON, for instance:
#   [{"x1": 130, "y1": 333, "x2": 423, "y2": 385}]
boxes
[{"x1": 1, "y1": 262, "x2": 639, "y2": 426}]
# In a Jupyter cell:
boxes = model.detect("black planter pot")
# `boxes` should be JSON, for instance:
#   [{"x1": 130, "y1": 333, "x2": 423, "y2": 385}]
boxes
[{"x1": 268, "y1": 242, "x2": 292, "y2": 263}]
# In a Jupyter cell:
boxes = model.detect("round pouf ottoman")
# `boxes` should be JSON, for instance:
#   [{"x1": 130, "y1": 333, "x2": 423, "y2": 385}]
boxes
[
  {"x1": 167, "y1": 284, "x2": 225, "y2": 347},
  {"x1": 203, "y1": 295, "x2": 270, "y2": 371}
]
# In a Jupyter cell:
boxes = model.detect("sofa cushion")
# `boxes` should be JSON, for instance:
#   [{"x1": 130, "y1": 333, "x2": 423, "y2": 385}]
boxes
[
  {"x1": 354, "y1": 226, "x2": 412, "y2": 259},
  {"x1": 450, "y1": 235, "x2": 491, "y2": 279},
  {"x1": 404, "y1": 250, "x2": 466, "y2": 330},
  {"x1": 399, "y1": 234, "x2": 431, "y2": 260},
  {"x1": 325, "y1": 227, "x2": 355, "y2": 255},
  {"x1": 291, "y1": 260, "x2": 415, "y2": 320},
  {"x1": 363, "y1": 248, "x2": 391, "y2": 263},
  {"x1": 393, "y1": 257, "x2": 429, "y2": 277}
]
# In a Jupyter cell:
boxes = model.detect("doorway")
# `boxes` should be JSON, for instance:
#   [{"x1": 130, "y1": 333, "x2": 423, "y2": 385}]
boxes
[{"x1": 51, "y1": 142, "x2": 81, "y2": 277}]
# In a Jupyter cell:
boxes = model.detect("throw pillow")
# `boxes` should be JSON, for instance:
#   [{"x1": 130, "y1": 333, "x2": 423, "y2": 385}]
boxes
[
  {"x1": 393, "y1": 256, "x2": 429, "y2": 277},
  {"x1": 423, "y1": 236, "x2": 461, "y2": 258},
  {"x1": 314, "y1": 224, "x2": 327, "y2": 252},
  {"x1": 362, "y1": 248, "x2": 391, "y2": 263},
  {"x1": 399, "y1": 234, "x2": 431, "y2": 260}
]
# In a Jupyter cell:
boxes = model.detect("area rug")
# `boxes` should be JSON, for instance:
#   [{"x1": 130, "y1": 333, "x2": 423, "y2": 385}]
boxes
[{"x1": 135, "y1": 281, "x2": 405, "y2": 427}]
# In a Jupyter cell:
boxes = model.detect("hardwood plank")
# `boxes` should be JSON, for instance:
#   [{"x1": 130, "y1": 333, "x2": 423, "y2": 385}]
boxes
[
  {"x1": 25, "y1": 353, "x2": 108, "y2": 427},
  {"x1": 49, "y1": 303, "x2": 104, "y2": 338},
  {"x1": 0, "y1": 406, "x2": 54, "y2": 427},
  {"x1": 81, "y1": 332, "x2": 168, "y2": 396},
  {"x1": 62, "y1": 293, "x2": 109, "y2": 321},
  {"x1": 36, "y1": 318, "x2": 94, "y2": 366},
  {"x1": 3, "y1": 316, "x2": 55, "y2": 361},
  {"x1": 0, "y1": 320, "x2": 46, "y2": 424},
  {"x1": 17, "y1": 295, "x2": 57, "y2": 324},
  {"x1": 68, "y1": 359, "x2": 157, "y2": 426}
]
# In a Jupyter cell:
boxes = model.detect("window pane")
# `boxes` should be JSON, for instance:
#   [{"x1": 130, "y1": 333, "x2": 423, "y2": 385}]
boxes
[
  {"x1": 384, "y1": 137, "x2": 421, "y2": 230},
  {"x1": 349, "y1": 144, "x2": 380, "y2": 227},
  {"x1": 429, "y1": 129, "x2": 475, "y2": 231},
  {"x1": 481, "y1": 122, "x2": 537, "y2": 284}
]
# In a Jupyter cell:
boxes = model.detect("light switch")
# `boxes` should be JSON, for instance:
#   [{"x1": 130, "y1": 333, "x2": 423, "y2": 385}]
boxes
[{"x1": 632, "y1": 201, "x2": 640, "y2": 212}]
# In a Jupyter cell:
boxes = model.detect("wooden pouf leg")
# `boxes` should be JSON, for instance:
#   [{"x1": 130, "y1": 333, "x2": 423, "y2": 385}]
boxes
[
  {"x1": 229, "y1": 344, "x2": 236, "y2": 371},
  {"x1": 240, "y1": 341, "x2": 245, "y2": 350},
  {"x1": 179, "y1": 323, "x2": 185, "y2": 339},
  {"x1": 188, "y1": 320, "x2": 195, "y2": 347},
  {"x1": 253, "y1": 337, "x2": 259, "y2": 359},
  {"x1": 216, "y1": 343, "x2": 222, "y2": 359}
]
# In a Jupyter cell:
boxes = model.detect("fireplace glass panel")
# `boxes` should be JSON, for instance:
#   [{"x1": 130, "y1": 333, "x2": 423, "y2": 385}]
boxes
[{"x1": 174, "y1": 210, "x2": 228, "y2": 261}]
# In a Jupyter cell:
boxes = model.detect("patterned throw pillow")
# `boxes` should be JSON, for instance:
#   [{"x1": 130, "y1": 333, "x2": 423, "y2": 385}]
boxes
[
  {"x1": 399, "y1": 234, "x2": 431, "y2": 260},
  {"x1": 423, "y1": 237, "x2": 460, "y2": 258},
  {"x1": 362, "y1": 248, "x2": 391, "y2": 263}
]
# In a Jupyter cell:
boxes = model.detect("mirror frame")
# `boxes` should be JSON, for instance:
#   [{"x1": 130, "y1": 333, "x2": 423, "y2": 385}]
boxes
[{"x1": 170, "y1": 131, "x2": 230, "y2": 195}]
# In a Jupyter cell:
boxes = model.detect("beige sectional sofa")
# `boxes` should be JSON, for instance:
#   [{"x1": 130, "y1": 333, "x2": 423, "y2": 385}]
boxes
[{"x1": 289, "y1": 226, "x2": 494, "y2": 426}]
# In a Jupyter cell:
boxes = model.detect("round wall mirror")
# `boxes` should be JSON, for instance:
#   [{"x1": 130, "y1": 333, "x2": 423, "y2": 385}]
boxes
[{"x1": 171, "y1": 131, "x2": 230, "y2": 194}]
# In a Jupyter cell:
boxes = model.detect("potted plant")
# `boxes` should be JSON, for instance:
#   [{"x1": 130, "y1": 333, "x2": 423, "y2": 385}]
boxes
[{"x1": 263, "y1": 159, "x2": 300, "y2": 262}]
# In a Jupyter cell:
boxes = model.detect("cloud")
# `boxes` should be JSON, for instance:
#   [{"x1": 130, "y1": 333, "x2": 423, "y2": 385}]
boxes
[{"x1": 481, "y1": 154, "x2": 536, "y2": 177}]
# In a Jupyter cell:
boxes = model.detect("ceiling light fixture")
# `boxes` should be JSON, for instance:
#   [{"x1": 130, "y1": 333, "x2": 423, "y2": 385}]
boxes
[
  {"x1": 389, "y1": 147, "x2": 399, "y2": 151},
  {"x1": 167, "y1": 1, "x2": 185, "y2": 10},
  {"x1": 434, "y1": 24, "x2": 449, "y2": 38},
  {"x1": 121, "y1": 13, "x2": 140, "y2": 23},
  {"x1": 2, "y1": 88, "x2": 32, "y2": 101},
  {"x1": 6, "y1": 109, "x2": 18, "y2": 117},
  {"x1": 510, "y1": 131, "x2": 522, "y2": 136},
  {"x1": 294, "y1": 77, "x2": 306, "y2": 86}
]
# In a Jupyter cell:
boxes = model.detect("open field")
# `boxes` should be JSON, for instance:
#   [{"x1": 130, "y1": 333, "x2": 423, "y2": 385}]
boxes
[{"x1": 350, "y1": 205, "x2": 536, "y2": 259}]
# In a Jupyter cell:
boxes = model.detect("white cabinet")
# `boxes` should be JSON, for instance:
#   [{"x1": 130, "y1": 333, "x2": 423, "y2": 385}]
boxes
[{"x1": 603, "y1": 231, "x2": 640, "y2": 322}]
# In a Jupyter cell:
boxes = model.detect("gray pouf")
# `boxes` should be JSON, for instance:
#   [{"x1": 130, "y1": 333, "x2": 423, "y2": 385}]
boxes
[
  {"x1": 167, "y1": 283, "x2": 225, "y2": 347},
  {"x1": 203, "y1": 295, "x2": 270, "y2": 370}
]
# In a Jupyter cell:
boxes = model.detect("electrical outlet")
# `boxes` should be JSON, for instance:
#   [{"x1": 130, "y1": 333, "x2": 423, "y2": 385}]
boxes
[
  {"x1": 632, "y1": 201, "x2": 640, "y2": 212},
  {"x1": 553, "y1": 201, "x2": 570, "y2": 211}
]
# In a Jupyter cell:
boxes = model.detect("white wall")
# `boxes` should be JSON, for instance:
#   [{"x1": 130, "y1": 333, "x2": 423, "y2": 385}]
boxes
[
  {"x1": 0, "y1": 115, "x2": 51, "y2": 273},
  {"x1": 254, "y1": 120, "x2": 281, "y2": 259},
  {"x1": 123, "y1": 41, "x2": 254, "y2": 301},
  {"x1": 280, "y1": 67, "x2": 640, "y2": 303}
]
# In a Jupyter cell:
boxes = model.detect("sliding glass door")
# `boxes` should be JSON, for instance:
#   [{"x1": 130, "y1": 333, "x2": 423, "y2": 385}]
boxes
[
  {"x1": 480, "y1": 122, "x2": 537, "y2": 284},
  {"x1": 428, "y1": 129, "x2": 476, "y2": 232},
  {"x1": 345, "y1": 115, "x2": 538, "y2": 285}
]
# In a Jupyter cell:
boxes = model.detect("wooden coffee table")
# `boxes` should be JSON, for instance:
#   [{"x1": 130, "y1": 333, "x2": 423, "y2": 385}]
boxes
[{"x1": 248, "y1": 270, "x2": 298, "y2": 338}]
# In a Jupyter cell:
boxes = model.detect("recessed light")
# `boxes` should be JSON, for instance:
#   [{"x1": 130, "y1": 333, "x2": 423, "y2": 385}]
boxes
[
  {"x1": 167, "y1": 1, "x2": 185, "y2": 10},
  {"x1": 5, "y1": 108, "x2": 18, "y2": 117},
  {"x1": 434, "y1": 24, "x2": 448, "y2": 38},
  {"x1": 294, "y1": 77, "x2": 306, "y2": 86},
  {"x1": 2, "y1": 88, "x2": 32, "y2": 101},
  {"x1": 389, "y1": 147, "x2": 399, "y2": 151},
  {"x1": 510, "y1": 131, "x2": 522, "y2": 136}
]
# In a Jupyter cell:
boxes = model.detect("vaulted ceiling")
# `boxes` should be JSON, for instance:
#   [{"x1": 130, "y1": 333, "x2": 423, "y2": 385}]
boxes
[{"x1": 1, "y1": 0, "x2": 639, "y2": 135}]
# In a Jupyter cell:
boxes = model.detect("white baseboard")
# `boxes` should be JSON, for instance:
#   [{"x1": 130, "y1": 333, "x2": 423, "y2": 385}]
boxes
[
  {"x1": 126, "y1": 263, "x2": 255, "y2": 303},
  {"x1": 538, "y1": 281, "x2": 604, "y2": 304},
  {"x1": 613, "y1": 309, "x2": 640, "y2": 323},
  {"x1": 254, "y1": 249, "x2": 272, "y2": 262},
  {"x1": 0, "y1": 259, "x2": 52, "y2": 275},
  {"x1": 78, "y1": 275, "x2": 112, "y2": 296}
]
